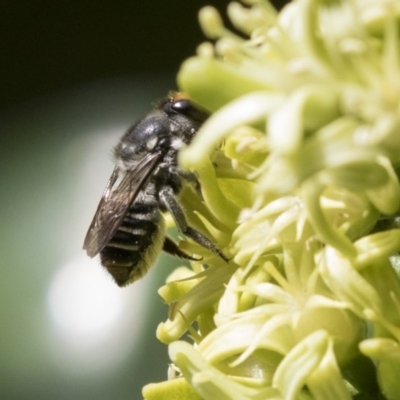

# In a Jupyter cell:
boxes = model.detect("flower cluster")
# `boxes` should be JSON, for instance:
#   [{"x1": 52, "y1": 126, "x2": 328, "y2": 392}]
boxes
[{"x1": 143, "y1": 0, "x2": 400, "y2": 399}]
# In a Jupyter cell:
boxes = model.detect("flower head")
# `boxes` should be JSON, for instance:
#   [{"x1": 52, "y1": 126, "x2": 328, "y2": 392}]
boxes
[{"x1": 143, "y1": 0, "x2": 400, "y2": 398}]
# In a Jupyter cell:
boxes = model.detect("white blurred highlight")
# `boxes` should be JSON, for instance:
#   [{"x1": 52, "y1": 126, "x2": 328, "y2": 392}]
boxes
[
  {"x1": 49, "y1": 258, "x2": 124, "y2": 347},
  {"x1": 47, "y1": 255, "x2": 152, "y2": 373}
]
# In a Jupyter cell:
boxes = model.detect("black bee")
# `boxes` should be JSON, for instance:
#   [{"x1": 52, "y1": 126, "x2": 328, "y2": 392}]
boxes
[{"x1": 83, "y1": 92, "x2": 227, "y2": 287}]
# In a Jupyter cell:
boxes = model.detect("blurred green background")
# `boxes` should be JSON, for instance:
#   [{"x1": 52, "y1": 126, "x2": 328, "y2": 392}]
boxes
[{"x1": 0, "y1": 1, "x2": 286, "y2": 399}]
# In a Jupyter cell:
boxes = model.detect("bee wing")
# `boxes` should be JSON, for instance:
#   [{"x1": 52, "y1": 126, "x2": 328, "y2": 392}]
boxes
[{"x1": 83, "y1": 151, "x2": 164, "y2": 257}]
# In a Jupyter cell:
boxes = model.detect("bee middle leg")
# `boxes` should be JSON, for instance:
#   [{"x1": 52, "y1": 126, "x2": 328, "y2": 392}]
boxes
[{"x1": 159, "y1": 187, "x2": 228, "y2": 262}]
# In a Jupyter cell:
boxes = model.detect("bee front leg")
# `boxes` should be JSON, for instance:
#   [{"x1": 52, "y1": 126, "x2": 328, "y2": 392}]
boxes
[
  {"x1": 173, "y1": 167, "x2": 201, "y2": 194},
  {"x1": 159, "y1": 187, "x2": 228, "y2": 262}
]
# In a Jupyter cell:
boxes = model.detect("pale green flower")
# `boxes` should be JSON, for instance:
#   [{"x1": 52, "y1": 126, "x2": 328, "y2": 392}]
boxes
[{"x1": 143, "y1": 0, "x2": 400, "y2": 398}]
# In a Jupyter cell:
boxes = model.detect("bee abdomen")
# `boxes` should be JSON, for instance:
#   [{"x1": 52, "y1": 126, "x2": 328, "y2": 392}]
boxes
[{"x1": 100, "y1": 202, "x2": 164, "y2": 286}]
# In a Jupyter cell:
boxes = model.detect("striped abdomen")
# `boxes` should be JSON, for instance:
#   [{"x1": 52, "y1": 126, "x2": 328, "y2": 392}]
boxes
[{"x1": 100, "y1": 200, "x2": 165, "y2": 286}]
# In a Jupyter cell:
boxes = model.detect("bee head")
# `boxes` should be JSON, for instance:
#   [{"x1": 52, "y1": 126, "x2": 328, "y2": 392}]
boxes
[{"x1": 161, "y1": 93, "x2": 209, "y2": 145}]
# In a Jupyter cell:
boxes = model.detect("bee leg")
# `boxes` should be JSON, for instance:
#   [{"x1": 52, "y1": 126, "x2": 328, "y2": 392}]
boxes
[
  {"x1": 163, "y1": 237, "x2": 202, "y2": 261},
  {"x1": 159, "y1": 187, "x2": 228, "y2": 262},
  {"x1": 174, "y1": 168, "x2": 201, "y2": 194},
  {"x1": 175, "y1": 168, "x2": 197, "y2": 183}
]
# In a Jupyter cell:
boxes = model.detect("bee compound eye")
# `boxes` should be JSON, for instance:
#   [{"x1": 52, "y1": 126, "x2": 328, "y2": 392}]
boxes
[
  {"x1": 170, "y1": 99, "x2": 209, "y2": 122},
  {"x1": 171, "y1": 99, "x2": 193, "y2": 114}
]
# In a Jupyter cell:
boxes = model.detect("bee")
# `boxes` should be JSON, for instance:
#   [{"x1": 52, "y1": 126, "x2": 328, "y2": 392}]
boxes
[{"x1": 83, "y1": 92, "x2": 227, "y2": 287}]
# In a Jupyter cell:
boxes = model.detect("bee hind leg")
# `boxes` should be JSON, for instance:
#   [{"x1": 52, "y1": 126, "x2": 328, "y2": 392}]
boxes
[{"x1": 163, "y1": 237, "x2": 201, "y2": 261}]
